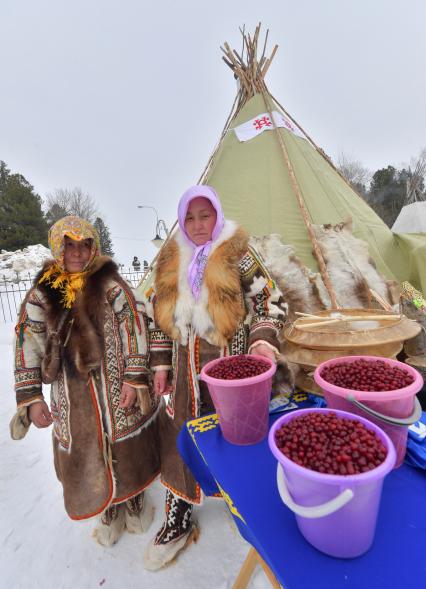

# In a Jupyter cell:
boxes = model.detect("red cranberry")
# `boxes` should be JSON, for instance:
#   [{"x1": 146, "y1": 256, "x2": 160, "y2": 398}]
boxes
[
  {"x1": 320, "y1": 359, "x2": 414, "y2": 392},
  {"x1": 206, "y1": 355, "x2": 270, "y2": 380},
  {"x1": 275, "y1": 412, "x2": 387, "y2": 475}
]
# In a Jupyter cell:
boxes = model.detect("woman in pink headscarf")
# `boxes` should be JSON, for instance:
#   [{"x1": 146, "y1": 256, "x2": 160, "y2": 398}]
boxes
[{"x1": 144, "y1": 186, "x2": 288, "y2": 569}]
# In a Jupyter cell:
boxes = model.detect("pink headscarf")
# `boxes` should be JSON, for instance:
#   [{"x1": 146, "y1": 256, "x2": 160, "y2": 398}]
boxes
[{"x1": 177, "y1": 185, "x2": 225, "y2": 300}]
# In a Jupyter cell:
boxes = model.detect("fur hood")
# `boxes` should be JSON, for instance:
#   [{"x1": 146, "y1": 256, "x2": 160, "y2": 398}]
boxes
[{"x1": 154, "y1": 220, "x2": 249, "y2": 346}]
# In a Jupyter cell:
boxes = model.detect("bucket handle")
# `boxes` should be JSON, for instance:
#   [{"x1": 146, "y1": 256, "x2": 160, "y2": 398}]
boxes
[
  {"x1": 276, "y1": 464, "x2": 354, "y2": 519},
  {"x1": 346, "y1": 394, "x2": 422, "y2": 426}
]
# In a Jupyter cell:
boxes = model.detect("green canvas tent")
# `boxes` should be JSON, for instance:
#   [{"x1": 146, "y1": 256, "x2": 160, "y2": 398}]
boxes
[
  {"x1": 199, "y1": 28, "x2": 426, "y2": 296},
  {"x1": 142, "y1": 26, "x2": 426, "y2": 296}
]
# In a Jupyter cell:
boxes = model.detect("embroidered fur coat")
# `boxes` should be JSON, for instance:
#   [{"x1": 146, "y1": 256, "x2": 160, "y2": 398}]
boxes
[
  {"x1": 148, "y1": 220, "x2": 288, "y2": 503},
  {"x1": 12, "y1": 257, "x2": 161, "y2": 520}
]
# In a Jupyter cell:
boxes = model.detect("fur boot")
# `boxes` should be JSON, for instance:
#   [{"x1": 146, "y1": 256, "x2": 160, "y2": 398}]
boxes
[
  {"x1": 144, "y1": 491, "x2": 199, "y2": 571},
  {"x1": 124, "y1": 491, "x2": 155, "y2": 534},
  {"x1": 92, "y1": 503, "x2": 126, "y2": 547}
]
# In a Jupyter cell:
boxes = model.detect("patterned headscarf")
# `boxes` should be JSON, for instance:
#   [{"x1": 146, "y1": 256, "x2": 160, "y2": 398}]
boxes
[
  {"x1": 39, "y1": 216, "x2": 101, "y2": 308},
  {"x1": 177, "y1": 185, "x2": 225, "y2": 300}
]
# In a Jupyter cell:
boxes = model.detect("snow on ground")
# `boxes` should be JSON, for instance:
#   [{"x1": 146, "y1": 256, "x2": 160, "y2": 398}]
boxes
[
  {"x1": 0, "y1": 322, "x2": 270, "y2": 589},
  {"x1": 0, "y1": 245, "x2": 51, "y2": 282}
]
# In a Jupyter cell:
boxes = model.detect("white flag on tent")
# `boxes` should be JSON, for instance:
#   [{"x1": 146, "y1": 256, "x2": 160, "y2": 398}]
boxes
[{"x1": 233, "y1": 110, "x2": 305, "y2": 142}]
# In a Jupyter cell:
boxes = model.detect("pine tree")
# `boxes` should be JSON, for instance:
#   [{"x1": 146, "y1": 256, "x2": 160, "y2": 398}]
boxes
[
  {"x1": 0, "y1": 161, "x2": 48, "y2": 250},
  {"x1": 45, "y1": 203, "x2": 69, "y2": 226},
  {"x1": 93, "y1": 217, "x2": 114, "y2": 257},
  {"x1": 368, "y1": 166, "x2": 407, "y2": 227}
]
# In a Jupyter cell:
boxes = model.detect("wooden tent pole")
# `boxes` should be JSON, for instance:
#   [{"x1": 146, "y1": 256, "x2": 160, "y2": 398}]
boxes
[
  {"x1": 268, "y1": 91, "x2": 370, "y2": 203},
  {"x1": 260, "y1": 88, "x2": 339, "y2": 309}
]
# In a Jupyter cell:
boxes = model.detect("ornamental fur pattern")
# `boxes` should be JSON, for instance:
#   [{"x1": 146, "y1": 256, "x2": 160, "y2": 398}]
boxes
[{"x1": 154, "y1": 221, "x2": 249, "y2": 347}]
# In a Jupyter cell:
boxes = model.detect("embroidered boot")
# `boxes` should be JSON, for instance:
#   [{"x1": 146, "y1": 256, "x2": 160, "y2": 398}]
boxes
[
  {"x1": 143, "y1": 490, "x2": 199, "y2": 571},
  {"x1": 124, "y1": 491, "x2": 155, "y2": 534},
  {"x1": 92, "y1": 503, "x2": 126, "y2": 547}
]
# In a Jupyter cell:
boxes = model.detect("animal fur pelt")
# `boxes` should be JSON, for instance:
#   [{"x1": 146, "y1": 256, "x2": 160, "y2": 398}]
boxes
[
  {"x1": 35, "y1": 257, "x2": 131, "y2": 377},
  {"x1": 249, "y1": 234, "x2": 329, "y2": 321},
  {"x1": 155, "y1": 222, "x2": 249, "y2": 346},
  {"x1": 312, "y1": 220, "x2": 399, "y2": 308}
]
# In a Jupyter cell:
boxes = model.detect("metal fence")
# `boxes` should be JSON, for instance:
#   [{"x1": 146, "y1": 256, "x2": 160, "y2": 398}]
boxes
[{"x1": 0, "y1": 268, "x2": 145, "y2": 323}]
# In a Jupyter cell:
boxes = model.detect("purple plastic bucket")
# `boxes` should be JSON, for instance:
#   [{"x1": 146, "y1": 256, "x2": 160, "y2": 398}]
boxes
[
  {"x1": 200, "y1": 355, "x2": 276, "y2": 445},
  {"x1": 314, "y1": 356, "x2": 423, "y2": 468},
  {"x1": 269, "y1": 408, "x2": 396, "y2": 558}
]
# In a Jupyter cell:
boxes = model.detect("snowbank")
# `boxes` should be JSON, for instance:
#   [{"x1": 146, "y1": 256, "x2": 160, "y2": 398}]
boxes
[{"x1": 0, "y1": 245, "x2": 51, "y2": 282}]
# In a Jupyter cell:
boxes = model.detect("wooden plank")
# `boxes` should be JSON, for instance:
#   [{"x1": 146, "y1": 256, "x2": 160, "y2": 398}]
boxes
[
  {"x1": 232, "y1": 547, "x2": 282, "y2": 589},
  {"x1": 232, "y1": 547, "x2": 258, "y2": 589}
]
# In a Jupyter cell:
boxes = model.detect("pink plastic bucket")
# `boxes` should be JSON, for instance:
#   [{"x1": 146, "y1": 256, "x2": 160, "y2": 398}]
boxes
[
  {"x1": 269, "y1": 408, "x2": 396, "y2": 558},
  {"x1": 200, "y1": 355, "x2": 276, "y2": 445},
  {"x1": 314, "y1": 356, "x2": 423, "y2": 468}
]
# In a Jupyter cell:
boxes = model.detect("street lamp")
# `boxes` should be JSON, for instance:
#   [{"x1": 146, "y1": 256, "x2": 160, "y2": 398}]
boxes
[{"x1": 137, "y1": 205, "x2": 169, "y2": 248}]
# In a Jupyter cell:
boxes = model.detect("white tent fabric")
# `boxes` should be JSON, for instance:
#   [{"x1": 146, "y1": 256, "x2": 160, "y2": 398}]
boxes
[{"x1": 392, "y1": 201, "x2": 426, "y2": 234}]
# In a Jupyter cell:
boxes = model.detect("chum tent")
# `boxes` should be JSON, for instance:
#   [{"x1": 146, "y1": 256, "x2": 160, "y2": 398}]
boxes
[
  {"x1": 144, "y1": 26, "x2": 426, "y2": 296},
  {"x1": 392, "y1": 150, "x2": 426, "y2": 235},
  {"x1": 392, "y1": 202, "x2": 426, "y2": 234}
]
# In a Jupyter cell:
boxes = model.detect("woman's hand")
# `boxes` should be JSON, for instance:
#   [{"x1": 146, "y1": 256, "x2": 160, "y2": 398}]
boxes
[
  {"x1": 29, "y1": 400, "x2": 53, "y2": 428},
  {"x1": 119, "y1": 383, "x2": 137, "y2": 408},
  {"x1": 249, "y1": 343, "x2": 277, "y2": 363},
  {"x1": 153, "y1": 370, "x2": 172, "y2": 396}
]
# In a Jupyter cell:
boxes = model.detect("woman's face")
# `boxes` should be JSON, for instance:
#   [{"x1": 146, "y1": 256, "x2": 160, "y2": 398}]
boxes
[
  {"x1": 63, "y1": 236, "x2": 92, "y2": 272},
  {"x1": 184, "y1": 197, "x2": 217, "y2": 246}
]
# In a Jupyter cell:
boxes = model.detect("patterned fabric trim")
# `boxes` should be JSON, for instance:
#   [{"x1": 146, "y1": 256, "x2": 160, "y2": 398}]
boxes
[
  {"x1": 154, "y1": 490, "x2": 193, "y2": 546},
  {"x1": 125, "y1": 354, "x2": 149, "y2": 371},
  {"x1": 106, "y1": 284, "x2": 122, "y2": 305},
  {"x1": 166, "y1": 342, "x2": 178, "y2": 418},
  {"x1": 238, "y1": 248, "x2": 260, "y2": 280},
  {"x1": 102, "y1": 310, "x2": 149, "y2": 442},
  {"x1": 123, "y1": 355, "x2": 150, "y2": 385},
  {"x1": 249, "y1": 316, "x2": 283, "y2": 346},
  {"x1": 51, "y1": 371, "x2": 70, "y2": 449},
  {"x1": 14, "y1": 367, "x2": 42, "y2": 393},
  {"x1": 150, "y1": 328, "x2": 173, "y2": 350},
  {"x1": 160, "y1": 478, "x2": 202, "y2": 505},
  {"x1": 150, "y1": 328, "x2": 173, "y2": 369},
  {"x1": 22, "y1": 317, "x2": 45, "y2": 334},
  {"x1": 228, "y1": 322, "x2": 249, "y2": 356}
]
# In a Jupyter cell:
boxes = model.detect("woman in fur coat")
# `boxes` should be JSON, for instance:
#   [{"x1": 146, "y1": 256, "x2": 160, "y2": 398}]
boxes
[
  {"x1": 10, "y1": 216, "x2": 161, "y2": 546},
  {"x1": 144, "y1": 185, "x2": 288, "y2": 569}
]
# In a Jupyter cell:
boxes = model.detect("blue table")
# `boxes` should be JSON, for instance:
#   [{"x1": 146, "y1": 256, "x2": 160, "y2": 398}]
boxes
[{"x1": 178, "y1": 413, "x2": 426, "y2": 588}]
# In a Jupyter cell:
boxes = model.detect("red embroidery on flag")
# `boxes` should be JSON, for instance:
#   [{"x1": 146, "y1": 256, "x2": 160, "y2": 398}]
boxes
[{"x1": 253, "y1": 116, "x2": 272, "y2": 130}]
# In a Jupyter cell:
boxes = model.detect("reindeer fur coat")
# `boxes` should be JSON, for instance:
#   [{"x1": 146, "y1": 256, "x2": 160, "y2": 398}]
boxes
[
  {"x1": 149, "y1": 221, "x2": 288, "y2": 502},
  {"x1": 12, "y1": 257, "x2": 161, "y2": 519}
]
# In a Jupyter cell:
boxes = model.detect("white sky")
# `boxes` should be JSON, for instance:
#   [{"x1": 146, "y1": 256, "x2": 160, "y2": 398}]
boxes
[{"x1": 1, "y1": 0, "x2": 425, "y2": 265}]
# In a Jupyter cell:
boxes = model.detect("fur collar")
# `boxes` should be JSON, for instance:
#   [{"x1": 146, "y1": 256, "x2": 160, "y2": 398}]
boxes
[
  {"x1": 35, "y1": 256, "x2": 130, "y2": 377},
  {"x1": 154, "y1": 220, "x2": 249, "y2": 346}
]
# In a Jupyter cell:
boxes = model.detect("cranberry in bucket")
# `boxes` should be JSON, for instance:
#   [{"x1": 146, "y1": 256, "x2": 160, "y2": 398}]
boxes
[
  {"x1": 206, "y1": 355, "x2": 270, "y2": 380},
  {"x1": 201, "y1": 355, "x2": 276, "y2": 445},
  {"x1": 274, "y1": 411, "x2": 387, "y2": 475},
  {"x1": 314, "y1": 356, "x2": 423, "y2": 468},
  {"x1": 269, "y1": 408, "x2": 396, "y2": 558}
]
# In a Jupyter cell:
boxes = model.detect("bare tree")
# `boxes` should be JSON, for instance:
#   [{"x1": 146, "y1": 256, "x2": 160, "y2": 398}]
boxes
[
  {"x1": 406, "y1": 148, "x2": 426, "y2": 204},
  {"x1": 45, "y1": 187, "x2": 99, "y2": 224},
  {"x1": 337, "y1": 152, "x2": 371, "y2": 195}
]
